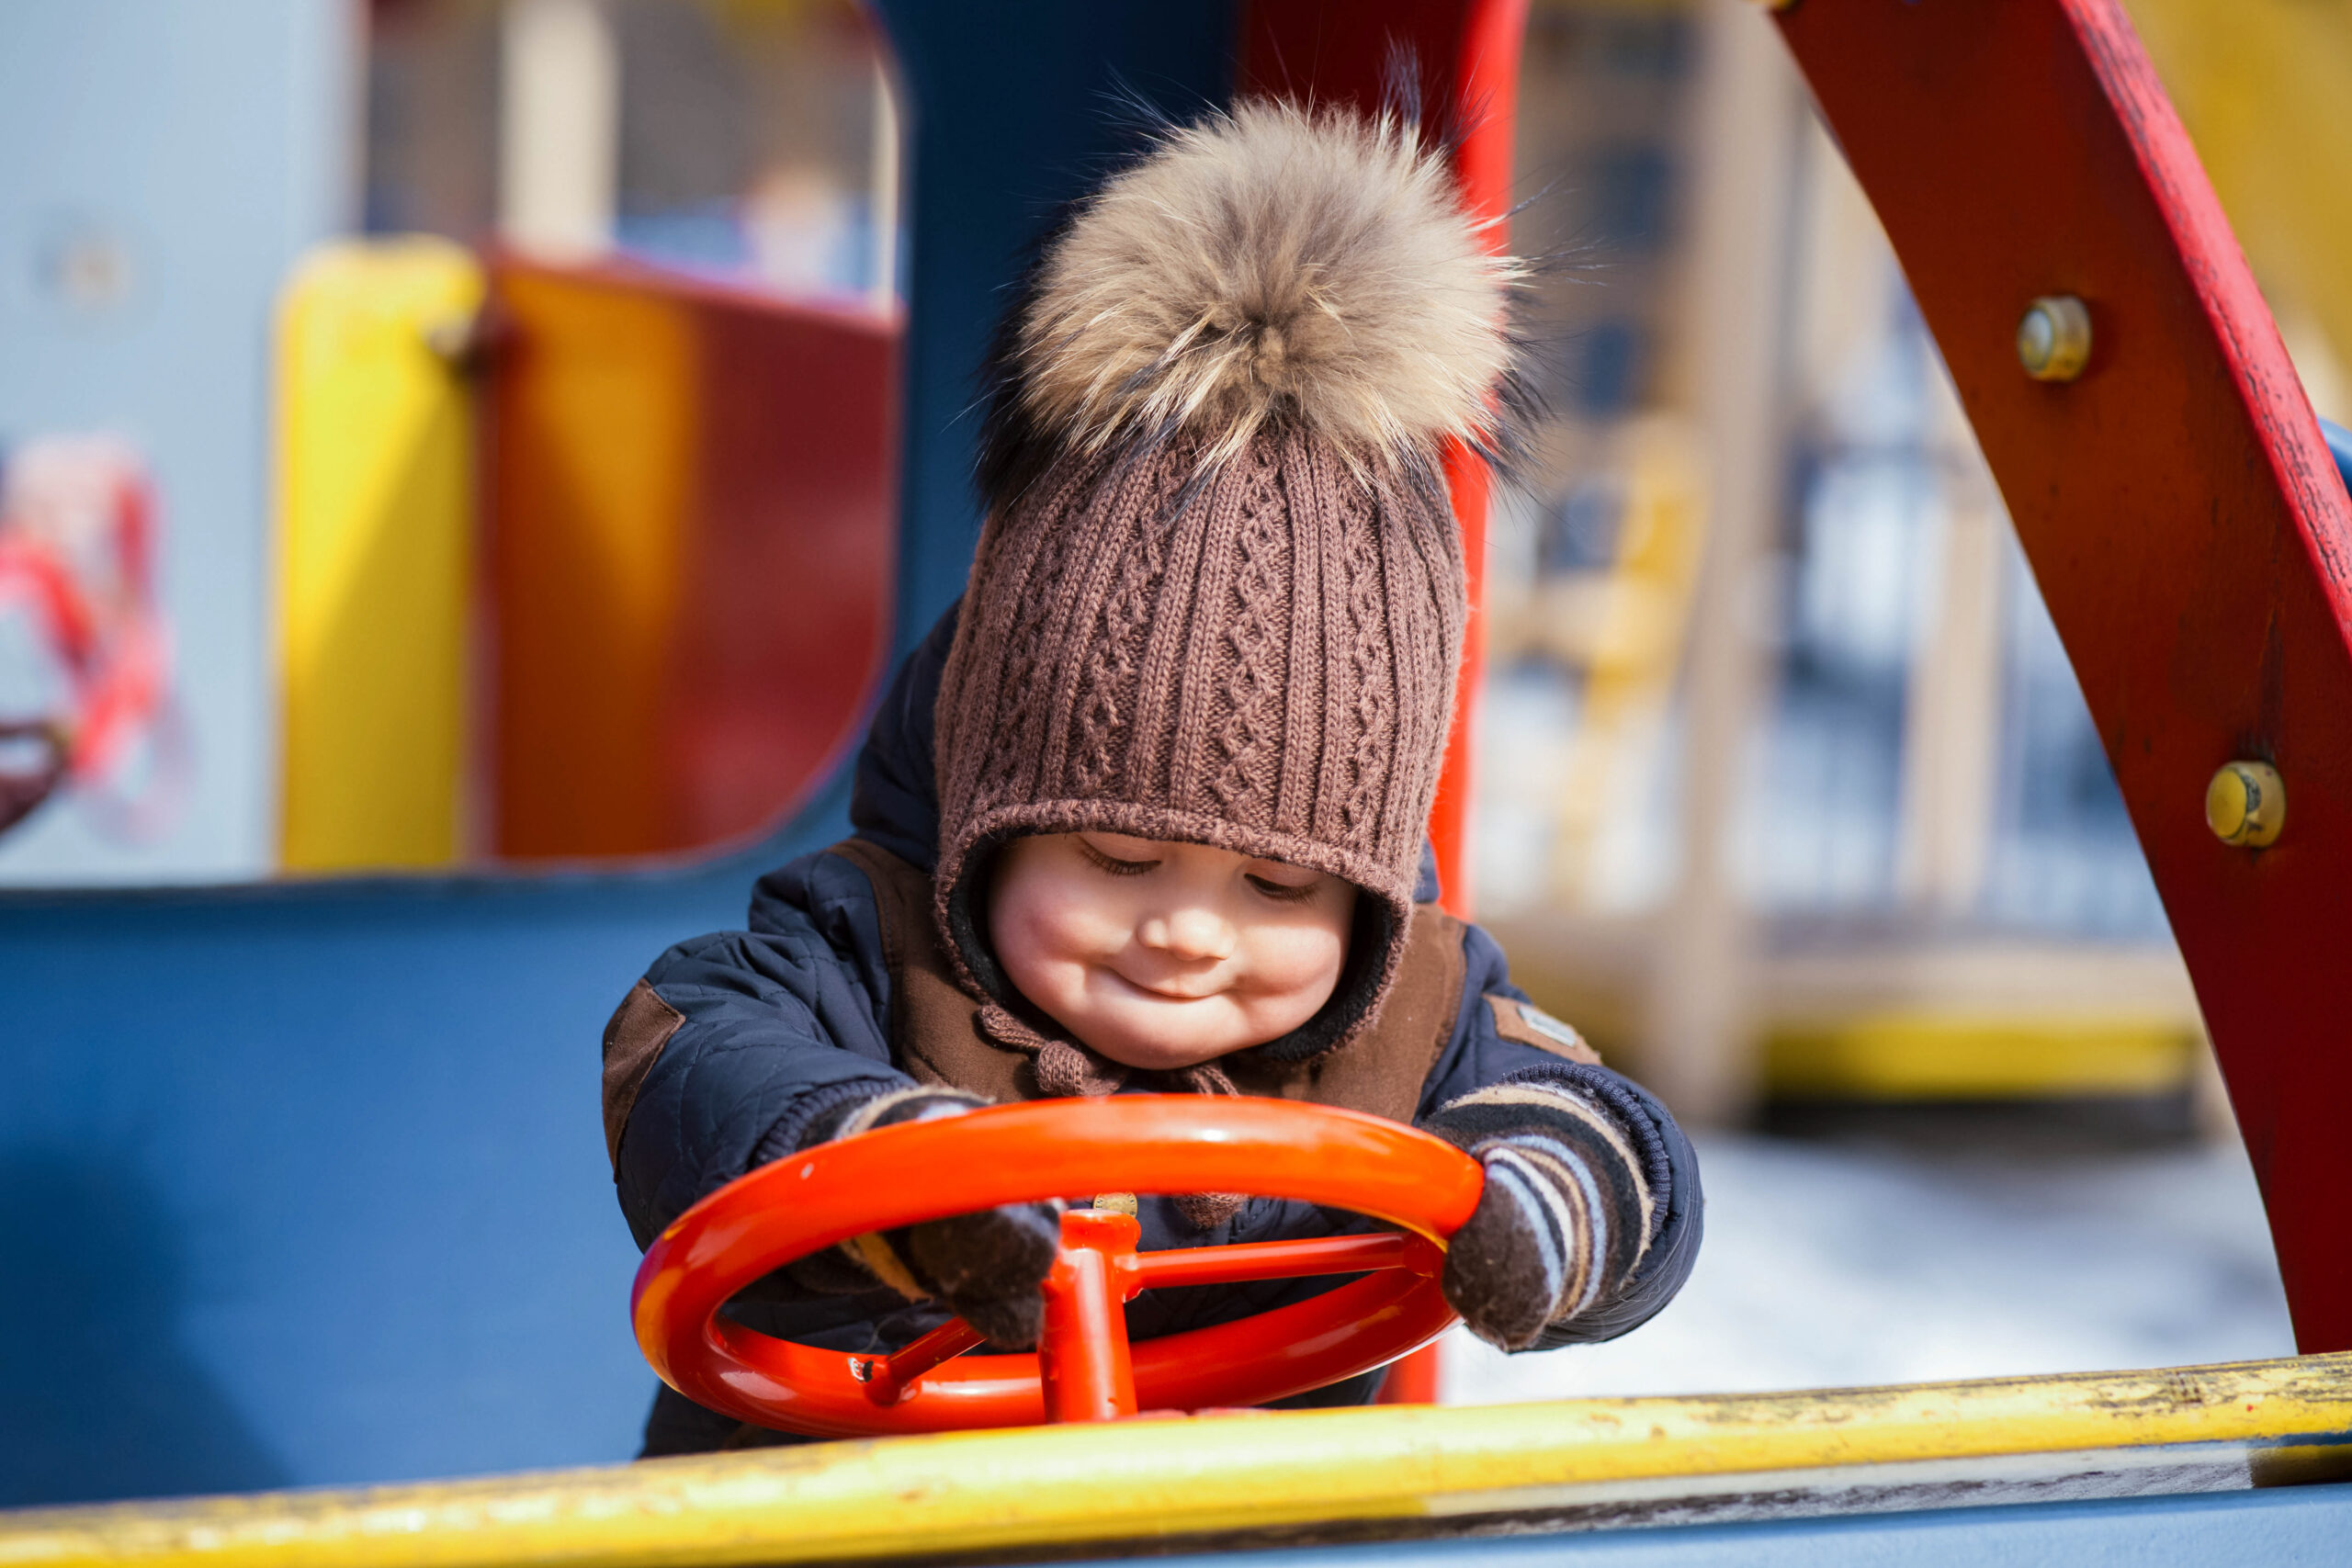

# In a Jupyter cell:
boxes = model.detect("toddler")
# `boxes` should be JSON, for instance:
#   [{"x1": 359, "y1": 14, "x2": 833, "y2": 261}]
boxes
[{"x1": 602, "y1": 100, "x2": 1701, "y2": 1454}]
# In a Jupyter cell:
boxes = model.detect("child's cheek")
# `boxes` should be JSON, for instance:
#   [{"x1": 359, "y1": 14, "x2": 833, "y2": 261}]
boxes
[
  {"x1": 993, "y1": 864, "x2": 1114, "y2": 991},
  {"x1": 1040, "y1": 861, "x2": 1139, "y2": 953},
  {"x1": 1242, "y1": 919, "x2": 1350, "y2": 1007}
]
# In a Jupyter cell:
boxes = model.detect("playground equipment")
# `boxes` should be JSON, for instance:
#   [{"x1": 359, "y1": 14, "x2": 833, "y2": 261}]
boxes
[
  {"x1": 6, "y1": 0, "x2": 2352, "y2": 1560},
  {"x1": 636, "y1": 1099, "x2": 1479, "y2": 1436},
  {"x1": 275, "y1": 245, "x2": 898, "y2": 873},
  {"x1": 0, "y1": 438, "x2": 178, "y2": 840},
  {"x1": 1780, "y1": 0, "x2": 2352, "y2": 1355}
]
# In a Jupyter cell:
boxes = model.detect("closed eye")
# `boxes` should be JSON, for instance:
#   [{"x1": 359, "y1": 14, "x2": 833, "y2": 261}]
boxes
[
  {"x1": 1246, "y1": 874, "x2": 1319, "y2": 903},
  {"x1": 1077, "y1": 839, "x2": 1158, "y2": 876}
]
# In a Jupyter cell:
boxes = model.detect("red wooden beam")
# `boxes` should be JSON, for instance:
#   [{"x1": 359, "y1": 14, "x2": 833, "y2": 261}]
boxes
[{"x1": 1775, "y1": 0, "x2": 2352, "y2": 1349}]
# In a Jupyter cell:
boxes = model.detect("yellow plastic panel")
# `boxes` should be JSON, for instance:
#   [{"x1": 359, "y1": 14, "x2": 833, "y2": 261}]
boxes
[
  {"x1": 276, "y1": 239, "x2": 483, "y2": 872},
  {"x1": 1768, "y1": 1013, "x2": 2199, "y2": 1099},
  {"x1": 1, "y1": 1353, "x2": 2345, "y2": 1566}
]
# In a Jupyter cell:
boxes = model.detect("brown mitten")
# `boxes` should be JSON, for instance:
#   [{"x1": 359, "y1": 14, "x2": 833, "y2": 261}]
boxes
[
  {"x1": 813, "y1": 1087, "x2": 1062, "y2": 1348},
  {"x1": 1423, "y1": 1072, "x2": 1657, "y2": 1351},
  {"x1": 899, "y1": 1203, "x2": 1062, "y2": 1349}
]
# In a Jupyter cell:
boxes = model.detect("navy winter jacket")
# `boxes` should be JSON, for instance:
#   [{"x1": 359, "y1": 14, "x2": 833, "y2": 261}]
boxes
[{"x1": 609, "y1": 608, "x2": 1701, "y2": 1450}]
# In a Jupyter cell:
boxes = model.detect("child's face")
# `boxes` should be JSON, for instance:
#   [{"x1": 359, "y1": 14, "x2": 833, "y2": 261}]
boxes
[{"x1": 986, "y1": 831, "x2": 1358, "y2": 1072}]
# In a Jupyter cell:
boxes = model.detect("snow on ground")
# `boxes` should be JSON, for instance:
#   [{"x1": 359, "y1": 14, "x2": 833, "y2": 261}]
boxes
[{"x1": 1439, "y1": 1127, "x2": 2296, "y2": 1404}]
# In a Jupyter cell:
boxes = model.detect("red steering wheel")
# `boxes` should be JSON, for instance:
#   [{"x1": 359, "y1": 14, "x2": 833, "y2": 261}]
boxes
[{"x1": 631, "y1": 1096, "x2": 1486, "y2": 1437}]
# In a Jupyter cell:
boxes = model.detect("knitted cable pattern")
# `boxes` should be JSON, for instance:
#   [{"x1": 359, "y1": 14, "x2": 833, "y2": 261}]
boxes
[
  {"x1": 1336, "y1": 486, "x2": 1397, "y2": 844},
  {"x1": 1208, "y1": 441, "x2": 1288, "y2": 816},
  {"x1": 1070, "y1": 459, "x2": 1187, "y2": 797}
]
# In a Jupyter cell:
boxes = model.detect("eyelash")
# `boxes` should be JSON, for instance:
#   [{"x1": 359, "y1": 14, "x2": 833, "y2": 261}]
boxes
[
  {"x1": 1077, "y1": 840, "x2": 1157, "y2": 876},
  {"x1": 1076, "y1": 840, "x2": 1318, "y2": 901}
]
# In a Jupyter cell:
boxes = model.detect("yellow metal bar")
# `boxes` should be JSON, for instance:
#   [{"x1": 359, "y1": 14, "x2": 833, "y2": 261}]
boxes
[
  {"x1": 3, "y1": 1354, "x2": 2346, "y2": 1566},
  {"x1": 277, "y1": 238, "x2": 483, "y2": 874}
]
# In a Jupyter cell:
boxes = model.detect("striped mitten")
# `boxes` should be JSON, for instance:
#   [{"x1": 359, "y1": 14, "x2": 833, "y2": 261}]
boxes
[
  {"x1": 1423, "y1": 1070, "x2": 1658, "y2": 1351},
  {"x1": 802, "y1": 1087, "x2": 1064, "y2": 1348}
]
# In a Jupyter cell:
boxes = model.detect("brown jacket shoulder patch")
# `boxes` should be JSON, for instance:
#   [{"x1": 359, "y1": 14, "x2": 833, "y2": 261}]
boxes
[
  {"x1": 603, "y1": 979, "x2": 685, "y2": 1170},
  {"x1": 1488, "y1": 995, "x2": 1601, "y2": 1065}
]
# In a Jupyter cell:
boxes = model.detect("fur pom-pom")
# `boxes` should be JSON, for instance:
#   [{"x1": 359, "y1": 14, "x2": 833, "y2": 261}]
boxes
[{"x1": 1000, "y1": 99, "x2": 1523, "y2": 486}]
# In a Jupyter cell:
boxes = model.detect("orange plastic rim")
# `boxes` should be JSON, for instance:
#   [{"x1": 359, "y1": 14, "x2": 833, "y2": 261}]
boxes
[{"x1": 631, "y1": 1095, "x2": 1486, "y2": 1437}]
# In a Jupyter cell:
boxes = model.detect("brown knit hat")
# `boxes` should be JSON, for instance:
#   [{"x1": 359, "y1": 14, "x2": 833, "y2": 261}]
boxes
[{"x1": 933, "y1": 99, "x2": 1526, "y2": 1062}]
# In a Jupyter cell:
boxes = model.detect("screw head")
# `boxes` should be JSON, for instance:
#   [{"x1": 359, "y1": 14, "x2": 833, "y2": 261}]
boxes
[
  {"x1": 2018, "y1": 295, "x2": 2093, "y2": 382},
  {"x1": 2206, "y1": 761, "x2": 2285, "y2": 848}
]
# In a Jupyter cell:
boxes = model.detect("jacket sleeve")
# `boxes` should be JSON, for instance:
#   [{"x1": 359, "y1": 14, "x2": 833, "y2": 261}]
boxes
[
  {"x1": 606, "y1": 849, "x2": 916, "y2": 1251},
  {"x1": 1416, "y1": 921, "x2": 1702, "y2": 1350}
]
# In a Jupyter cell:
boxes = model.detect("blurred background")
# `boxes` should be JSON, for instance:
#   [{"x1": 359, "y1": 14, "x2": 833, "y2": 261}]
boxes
[
  {"x1": 1442, "y1": 0, "x2": 2337, "y2": 1404},
  {"x1": 3, "y1": 0, "x2": 2346, "y2": 1506}
]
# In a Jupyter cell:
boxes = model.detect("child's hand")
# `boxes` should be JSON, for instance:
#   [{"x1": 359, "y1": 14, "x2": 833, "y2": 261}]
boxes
[
  {"x1": 1438, "y1": 1175, "x2": 1581, "y2": 1351},
  {"x1": 900, "y1": 1204, "x2": 1061, "y2": 1349},
  {"x1": 1422, "y1": 1071, "x2": 1658, "y2": 1352},
  {"x1": 814, "y1": 1085, "x2": 1062, "y2": 1348}
]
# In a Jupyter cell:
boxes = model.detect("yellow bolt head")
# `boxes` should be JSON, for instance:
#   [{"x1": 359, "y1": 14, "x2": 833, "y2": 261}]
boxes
[
  {"x1": 2018, "y1": 295, "x2": 2093, "y2": 382},
  {"x1": 2207, "y1": 761, "x2": 2284, "y2": 848}
]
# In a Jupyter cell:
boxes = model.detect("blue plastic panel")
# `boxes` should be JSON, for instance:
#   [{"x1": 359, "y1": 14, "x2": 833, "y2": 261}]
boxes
[{"x1": 1088, "y1": 1484, "x2": 2352, "y2": 1568}]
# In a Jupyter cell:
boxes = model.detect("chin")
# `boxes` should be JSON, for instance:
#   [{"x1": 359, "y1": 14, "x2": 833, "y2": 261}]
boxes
[{"x1": 1081, "y1": 1021, "x2": 1248, "y2": 1074}]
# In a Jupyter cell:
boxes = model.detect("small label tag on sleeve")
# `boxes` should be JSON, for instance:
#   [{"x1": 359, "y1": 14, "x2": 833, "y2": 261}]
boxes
[{"x1": 1488, "y1": 996, "x2": 1601, "y2": 1065}]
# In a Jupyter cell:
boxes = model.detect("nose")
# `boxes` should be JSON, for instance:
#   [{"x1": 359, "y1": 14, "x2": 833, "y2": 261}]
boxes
[{"x1": 1138, "y1": 904, "x2": 1236, "y2": 963}]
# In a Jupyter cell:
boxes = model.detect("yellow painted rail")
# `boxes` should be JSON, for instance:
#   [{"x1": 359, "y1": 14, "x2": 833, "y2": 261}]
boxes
[{"x1": 4, "y1": 1353, "x2": 2347, "y2": 1567}]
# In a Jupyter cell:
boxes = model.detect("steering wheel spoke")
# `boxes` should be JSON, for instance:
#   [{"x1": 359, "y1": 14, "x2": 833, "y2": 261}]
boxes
[
  {"x1": 1129, "y1": 1229, "x2": 1441, "y2": 1293},
  {"x1": 856, "y1": 1317, "x2": 988, "y2": 1406}
]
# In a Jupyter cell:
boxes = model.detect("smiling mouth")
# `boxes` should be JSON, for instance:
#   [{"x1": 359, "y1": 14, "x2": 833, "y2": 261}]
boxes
[{"x1": 1108, "y1": 970, "x2": 1221, "y2": 1002}]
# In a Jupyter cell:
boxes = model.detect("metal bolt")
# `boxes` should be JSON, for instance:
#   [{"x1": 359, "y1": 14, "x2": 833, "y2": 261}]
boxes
[
  {"x1": 2206, "y1": 761, "x2": 2284, "y2": 848},
  {"x1": 2017, "y1": 295, "x2": 2093, "y2": 382},
  {"x1": 421, "y1": 310, "x2": 491, "y2": 373}
]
